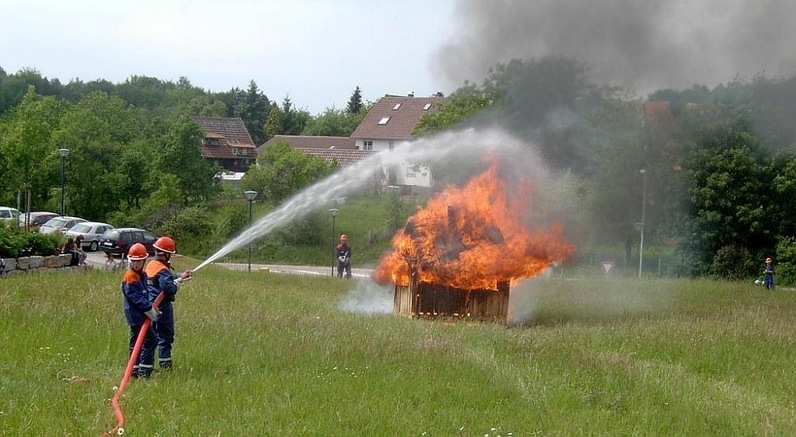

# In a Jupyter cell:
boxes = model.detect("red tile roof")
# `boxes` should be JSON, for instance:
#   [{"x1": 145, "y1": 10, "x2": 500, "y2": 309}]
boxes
[
  {"x1": 258, "y1": 135, "x2": 355, "y2": 155},
  {"x1": 295, "y1": 148, "x2": 377, "y2": 168},
  {"x1": 350, "y1": 94, "x2": 447, "y2": 141}
]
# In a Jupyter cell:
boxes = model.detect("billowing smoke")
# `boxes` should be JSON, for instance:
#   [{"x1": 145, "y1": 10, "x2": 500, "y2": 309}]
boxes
[{"x1": 436, "y1": 0, "x2": 796, "y2": 94}]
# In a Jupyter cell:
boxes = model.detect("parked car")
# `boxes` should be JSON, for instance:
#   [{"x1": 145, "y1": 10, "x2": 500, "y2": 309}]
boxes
[
  {"x1": 39, "y1": 216, "x2": 87, "y2": 235},
  {"x1": 18, "y1": 212, "x2": 59, "y2": 229},
  {"x1": 64, "y1": 221, "x2": 115, "y2": 251},
  {"x1": 100, "y1": 228, "x2": 157, "y2": 258},
  {"x1": 0, "y1": 206, "x2": 20, "y2": 224}
]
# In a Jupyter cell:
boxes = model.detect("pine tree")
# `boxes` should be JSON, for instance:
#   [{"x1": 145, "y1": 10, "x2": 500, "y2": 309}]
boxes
[{"x1": 346, "y1": 86, "x2": 363, "y2": 114}]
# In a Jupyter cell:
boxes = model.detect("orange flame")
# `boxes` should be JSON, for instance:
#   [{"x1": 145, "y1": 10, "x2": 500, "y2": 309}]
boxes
[{"x1": 374, "y1": 163, "x2": 575, "y2": 290}]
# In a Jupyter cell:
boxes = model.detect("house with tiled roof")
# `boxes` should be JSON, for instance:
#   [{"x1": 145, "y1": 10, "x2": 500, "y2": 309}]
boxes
[
  {"x1": 192, "y1": 116, "x2": 257, "y2": 172},
  {"x1": 350, "y1": 94, "x2": 446, "y2": 152},
  {"x1": 350, "y1": 93, "x2": 447, "y2": 187}
]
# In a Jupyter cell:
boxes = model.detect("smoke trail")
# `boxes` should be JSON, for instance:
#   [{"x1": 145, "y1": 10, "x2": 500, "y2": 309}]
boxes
[
  {"x1": 194, "y1": 128, "x2": 532, "y2": 271},
  {"x1": 338, "y1": 281, "x2": 393, "y2": 315},
  {"x1": 437, "y1": 0, "x2": 796, "y2": 94}
]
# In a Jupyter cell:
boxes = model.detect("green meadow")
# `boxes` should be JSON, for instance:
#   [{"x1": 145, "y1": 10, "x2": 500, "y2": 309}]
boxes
[{"x1": 2, "y1": 263, "x2": 796, "y2": 436}]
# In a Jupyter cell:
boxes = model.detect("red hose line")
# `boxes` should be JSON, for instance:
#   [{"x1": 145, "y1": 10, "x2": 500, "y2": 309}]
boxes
[{"x1": 103, "y1": 292, "x2": 165, "y2": 436}]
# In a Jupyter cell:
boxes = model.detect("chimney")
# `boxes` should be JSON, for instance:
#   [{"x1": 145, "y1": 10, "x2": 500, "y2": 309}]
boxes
[{"x1": 407, "y1": 92, "x2": 414, "y2": 97}]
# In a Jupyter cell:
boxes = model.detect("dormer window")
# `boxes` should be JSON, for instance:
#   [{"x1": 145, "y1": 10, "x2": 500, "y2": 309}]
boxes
[
  {"x1": 205, "y1": 138, "x2": 220, "y2": 146},
  {"x1": 392, "y1": 103, "x2": 401, "y2": 110},
  {"x1": 378, "y1": 117, "x2": 390, "y2": 125},
  {"x1": 423, "y1": 103, "x2": 432, "y2": 110}
]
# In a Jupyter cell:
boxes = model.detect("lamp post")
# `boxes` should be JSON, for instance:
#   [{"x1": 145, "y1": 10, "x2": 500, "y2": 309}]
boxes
[
  {"x1": 638, "y1": 169, "x2": 647, "y2": 280},
  {"x1": 329, "y1": 208, "x2": 339, "y2": 277},
  {"x1": 244, "y1": 190, "x2": 258, "y2": 273},
  {"x1": 58, "y1": 148, "x2": 69, "y2": 216}
]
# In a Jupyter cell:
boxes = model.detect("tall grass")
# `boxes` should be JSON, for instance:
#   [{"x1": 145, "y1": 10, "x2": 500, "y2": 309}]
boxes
[{"x1": 2, "y1": 266, "x2": 796, "y2": 435}]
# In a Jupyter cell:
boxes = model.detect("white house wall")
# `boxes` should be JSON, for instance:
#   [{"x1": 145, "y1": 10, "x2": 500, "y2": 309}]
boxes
[{"x1": 354, "y1": 138, "x2": 432, "y2": 188}]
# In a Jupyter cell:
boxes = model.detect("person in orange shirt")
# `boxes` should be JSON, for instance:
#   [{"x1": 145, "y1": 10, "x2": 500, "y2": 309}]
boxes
[
  {"x1": 336, "y1": 234, "x2": 352, "y2": 279},
  {"x1": 145, "y1": 236, "x2": 192, "y2": 371}
]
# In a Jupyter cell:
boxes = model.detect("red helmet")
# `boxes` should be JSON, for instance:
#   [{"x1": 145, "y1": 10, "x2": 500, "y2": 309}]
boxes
[
  {"x1": 339, "y1": 234, "x2": 348, "y2": 241},
  {"x1": 154, "y1": 236, "x2": 176, "y2": 254},
  {"x1": 128, "y1": 243, "x2": 149, "y2": 261}
]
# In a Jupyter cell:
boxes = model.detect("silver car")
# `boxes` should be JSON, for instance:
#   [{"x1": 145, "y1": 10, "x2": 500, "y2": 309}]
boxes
[
  {"x1": 0, "y1": 206, "x2": 20, "y2": 224},
  {"x1": 65, "y1": 221, "x2": 115, "y2": 251},
  {"x1": 39, "y1": 216, "x2": 87, "y2": 235}
]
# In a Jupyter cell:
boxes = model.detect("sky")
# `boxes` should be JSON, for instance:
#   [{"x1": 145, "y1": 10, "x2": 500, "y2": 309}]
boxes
[
  {"x1": 5, "y1": 0, "x2": 796, "y2": 115},
  {"x1": 1, "y1": 0, "x2": 458, "y2": 115}
]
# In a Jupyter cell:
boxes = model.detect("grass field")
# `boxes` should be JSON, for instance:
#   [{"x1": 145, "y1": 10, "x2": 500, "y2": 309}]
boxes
[{"x1": 2, "y1": 261, "x2": 796, "y2": 436}]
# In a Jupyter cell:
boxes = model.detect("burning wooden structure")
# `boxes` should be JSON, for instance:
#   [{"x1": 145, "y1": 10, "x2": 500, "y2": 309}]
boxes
[{"x1": 374, "y1": 162, "x2": 575, "y2": 323}]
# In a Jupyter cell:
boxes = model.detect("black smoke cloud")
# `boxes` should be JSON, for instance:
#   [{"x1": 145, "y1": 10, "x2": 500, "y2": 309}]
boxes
[{"x1": 436, "y1": 0, "x2": 796, "y2": 93}]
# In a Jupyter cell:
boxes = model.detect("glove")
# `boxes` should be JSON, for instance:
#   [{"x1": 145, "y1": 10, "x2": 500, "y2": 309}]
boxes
[
  {"x1": 144, "y1": 308, "x2": 160, "y2": 321},
  {"x1": 338, "y1": 256, "x2": 347, "y2": 263}
]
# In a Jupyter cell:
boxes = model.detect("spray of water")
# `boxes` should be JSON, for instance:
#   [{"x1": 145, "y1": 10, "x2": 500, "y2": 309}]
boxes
[{"x1": 193, "y1": 128, "x2": 522, "y2": 272}]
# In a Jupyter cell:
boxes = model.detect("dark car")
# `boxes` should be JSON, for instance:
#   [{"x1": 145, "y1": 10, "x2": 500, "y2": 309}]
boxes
[
  {"x1": 18, "y1": 212, "x2": 59, "y2": 229},
  {"x1": 100, "y1": 227, "x2": 157, "y2": 258}
]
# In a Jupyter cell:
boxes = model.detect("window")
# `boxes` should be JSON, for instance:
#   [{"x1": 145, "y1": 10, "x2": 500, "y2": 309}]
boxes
[
  {"x1": 423, "y1": 103, "x2": 432, "y2": 110},
  {"x1": 389, "y1": 141, "x2": 395, "y2": 150},
  {"x1": 363, "y1": 140, "x2": 373, "y2": 151},
  {"x1": 205, "y1": 138, "x2": 220, "y2": 146},
  {"x1": 232, "y1": 148, "x2": 238, "y2": 155},
  {"x1": 240, "y1": 149, "x2": 248, "y2": 155},
  {"x1": 392, "y1": 103, "x2": 401, "y2": 110},
  {"x1": 378, "y1": 117, "x2": 390, "y2": 125}
]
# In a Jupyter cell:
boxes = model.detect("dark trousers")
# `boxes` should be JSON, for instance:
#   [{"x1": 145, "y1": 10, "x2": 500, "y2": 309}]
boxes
[
  {"x1": 764, "y1": 274, "x2": 775, "y2": 290},
  {"x1": 337, "y1": 261, "x2": 352, "y2": 278},
  {"x1": 154, "y1": 302, "x2": 175, "y2": 366},
  {"x1": 129, "y1": 322, "x2": 157, "y2": 372}
]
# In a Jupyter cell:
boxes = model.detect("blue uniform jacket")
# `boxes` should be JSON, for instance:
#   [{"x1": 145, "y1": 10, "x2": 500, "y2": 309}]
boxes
[
  {"x1": 145, "y1": 258, "x2": 179, "y2": 303},
  {"x1": 122, "y1": 268, "x2": 152, "y2": 326}
]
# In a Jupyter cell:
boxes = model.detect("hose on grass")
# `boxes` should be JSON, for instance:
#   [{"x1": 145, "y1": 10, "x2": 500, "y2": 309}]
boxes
[{"x1": 102, "y1": 291, "x2": 165, "y2": 437}]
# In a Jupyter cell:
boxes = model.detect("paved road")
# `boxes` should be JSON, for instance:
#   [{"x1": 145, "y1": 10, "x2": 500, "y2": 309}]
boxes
[{"x1": 84, "y1": 252, "x2": 374, "y2": 279}]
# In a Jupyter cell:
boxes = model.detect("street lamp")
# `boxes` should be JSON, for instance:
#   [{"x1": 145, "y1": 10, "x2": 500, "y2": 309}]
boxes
[
  {"x1": 244, "y1": 190, "x2": 258, "y2": 273},
  {"x1": 58, "y1": 148, "x2": 69, "y2": 216},
  {"x1": 638, "y1": 169, "x2": 647, "y2": 280},
  {"x1": 329, "y1": 208, "x2": 340, "y2": 277}
]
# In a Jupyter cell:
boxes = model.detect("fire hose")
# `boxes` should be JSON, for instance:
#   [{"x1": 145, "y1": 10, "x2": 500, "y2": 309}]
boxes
[{"x1": 102, "y1": 291, "x2": 166, "y2": 436}]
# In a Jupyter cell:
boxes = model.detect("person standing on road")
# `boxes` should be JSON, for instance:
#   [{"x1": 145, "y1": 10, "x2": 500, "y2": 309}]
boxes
[
  {"x1": 121, "y1": 243, "x2": 158, "y2": 378},
  {"x1": 336, "y1": 234, "x2": 352, "y2": 279},
  {"x1": 145, "y1": 236, "x2": 192, "y2": 371},
  {"x1": 764, "y1": 257, "x2": 776, "y2": 290}
]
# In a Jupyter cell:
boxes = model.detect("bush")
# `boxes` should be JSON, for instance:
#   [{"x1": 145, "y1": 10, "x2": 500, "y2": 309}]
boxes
[
  {"x1": 0, "y1": 225, "x2": 62, "y2": 258},
  {"x1": 775, "y1": 237, "x2": 796, "y2": 286}
]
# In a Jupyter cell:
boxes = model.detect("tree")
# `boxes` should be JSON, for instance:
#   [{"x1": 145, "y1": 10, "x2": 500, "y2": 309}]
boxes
[
  {"x1": 243, "y1": 141, "x2": 336, "y2": 203},
  {"x1": 687, "y1": 128, "x2": 771, "y2": 276},
  {"x1": 346, "y1": 86, "x2": 363, "y2": 114},
  {"x1": 0, "y1": 86, "x2": 69, "y2": 210},
  {"x1": 234, "y1": 80, "x2": 271, "y2": 145},
  {"x1": 302, "y1": 106, "x2": 365, "y2": 137},
  {"x1": 152, "y1": 116, "x2": 220, "y2": 204},
  {"x1": 51, "y1": 91, "x2": 144, "y2": 220}
]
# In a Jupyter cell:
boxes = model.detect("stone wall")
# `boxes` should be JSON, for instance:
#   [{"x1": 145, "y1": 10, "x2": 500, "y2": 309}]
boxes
[{"x1": 2, "y1": 254, "x2": 89, "y2": 277}]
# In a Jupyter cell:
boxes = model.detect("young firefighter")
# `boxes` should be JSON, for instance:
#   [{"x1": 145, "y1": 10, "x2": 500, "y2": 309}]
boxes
[
  {"x1": 764, "y1": 257, "x2": 775, "y2": 290},
  {"x1": 336, "y1": 234, "x2": 352, "y2": 279},
  {"x1": 145, "y1": 236, "x2": 192, "y2": 371},
  {"x1": 121, "y1": 243, "x2": 159, "y2": 378}
]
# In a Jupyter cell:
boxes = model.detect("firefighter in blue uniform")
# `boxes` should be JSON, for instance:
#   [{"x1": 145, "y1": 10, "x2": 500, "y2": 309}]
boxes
[
  {"x1": 145, "y1": 236, "x2": 192, "y2": 371},
  {"x1": 121, "y1": 243, "x2": 158, "y2": 378}
]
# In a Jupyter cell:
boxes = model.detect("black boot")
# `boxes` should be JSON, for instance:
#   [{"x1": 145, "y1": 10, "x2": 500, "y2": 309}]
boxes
[{"x1": 160, "y1": 360, "x2": 173, "y2": 371}]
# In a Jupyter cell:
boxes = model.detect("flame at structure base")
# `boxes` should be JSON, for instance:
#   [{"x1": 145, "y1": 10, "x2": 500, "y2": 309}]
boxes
[{"x1": 374, "y1": 163, "x2": 575, "y2": 291}]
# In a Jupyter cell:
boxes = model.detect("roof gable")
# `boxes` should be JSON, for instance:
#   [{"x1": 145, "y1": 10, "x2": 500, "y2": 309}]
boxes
[
  {"x1": 192, "y1": 116, "x2": 256, "y2": 147},
  {"x1": 350, "y1": 94, "x2": 447, "y2": 141}
]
